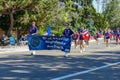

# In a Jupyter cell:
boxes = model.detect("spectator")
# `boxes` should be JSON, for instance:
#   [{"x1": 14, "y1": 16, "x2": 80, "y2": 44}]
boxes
[{"x1": 1, "y1": 34, "x2": 9, "y2": 46}]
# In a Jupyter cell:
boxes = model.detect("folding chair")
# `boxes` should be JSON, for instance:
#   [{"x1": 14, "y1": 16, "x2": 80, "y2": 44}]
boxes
[{"x1": 9, "y1": 36, "x2": 16, "y2": 46}]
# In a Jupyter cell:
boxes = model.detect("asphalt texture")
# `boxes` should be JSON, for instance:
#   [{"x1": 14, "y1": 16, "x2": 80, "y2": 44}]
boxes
[{"x1": 0, "y1": 39, "x2": 120, "y2": 80}]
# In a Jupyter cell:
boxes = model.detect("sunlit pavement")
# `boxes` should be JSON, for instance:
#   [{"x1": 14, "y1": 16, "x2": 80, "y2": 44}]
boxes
[{"x1": 0, "y1": 39, "x2": 120, "y2": 80}]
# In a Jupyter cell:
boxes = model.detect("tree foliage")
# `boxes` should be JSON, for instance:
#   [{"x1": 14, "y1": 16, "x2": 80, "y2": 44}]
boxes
[
  {"x1": 103, "y1": 0, "x2": 120, "y2": 29},
  {"x1": 0, "y1": 0, "x2": 59, "y2": 35},
  {"x1": 0, "y1": 0, "x2": 119, "y2": 37}
]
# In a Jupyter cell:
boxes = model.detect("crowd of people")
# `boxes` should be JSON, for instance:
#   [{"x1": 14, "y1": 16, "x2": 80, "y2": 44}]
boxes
[
  {"x1": 63, "y1": 23, "x2": 120, "y2": 53},
  {"x1": 0, "y1": 34, "x2": 9, "y2": 46},
  {"x1": 0, "y1": 34, "x2": 16, "y2": 48},
  {"x1": 0, "y1": 21, "x2": 37, "y2": 47}
]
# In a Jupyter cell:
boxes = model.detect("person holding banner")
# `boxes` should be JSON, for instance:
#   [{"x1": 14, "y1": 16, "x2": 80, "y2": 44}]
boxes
[
  {"x1": 63, "y1": 23, "x2": 74, "y2": 57},
  {"x1": 29, "y1": 21, "x2": 38, "y2": 35},
  {"x1": 29, "y1": 21, "x2": 38, "y2": 55}
]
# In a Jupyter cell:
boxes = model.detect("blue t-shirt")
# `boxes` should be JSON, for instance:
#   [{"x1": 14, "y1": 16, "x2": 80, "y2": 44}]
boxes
[
  {"x1": 63, "y1": 28, "x2": 74, "y2": 36},
  {"x1": 104, "y1": 32, "x2": 110, "y2": 39}
]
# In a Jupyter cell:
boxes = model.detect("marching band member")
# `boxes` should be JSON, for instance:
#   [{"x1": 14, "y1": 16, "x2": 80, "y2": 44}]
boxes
[
  {"x1": 29, "y1": 21, "x2": 38, "y2": 35},
  {"x1": 29, "y1": 21, "x2": 38, "y2": 55}
]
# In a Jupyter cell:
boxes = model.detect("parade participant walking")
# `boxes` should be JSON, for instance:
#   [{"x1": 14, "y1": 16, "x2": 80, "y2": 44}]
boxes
[
  {"x1": 104, "y1": 28, "x2": 111, "y2": 47},
  {"x1": 72, "y1": 30, "x2": 79, "y2": 48},
  {"x1": 79, "y1": 27, "x2": 86, "y2": 53},
  {"x1": 84, "y1": 29, "x2": 90, "y2": 47},
  {"x1": 29, "y1": 21, "x2": 38, "y2": 35},
  {"x1": 115, "y1": 28, "x2": 120, "y2": 45},
  {"x1": 63, "y1": 23, "x2": 74, "y2": 57},
  {"x1": 94, "y1": 30, "x2": 101, "y2": 45},
  {"x1": 29, "y1": 21, "x2": 38, "y2": 55}
]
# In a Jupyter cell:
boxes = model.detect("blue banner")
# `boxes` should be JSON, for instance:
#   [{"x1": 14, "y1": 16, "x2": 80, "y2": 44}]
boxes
[{"x1": 27, "y1": 35, "x2": 72, "y2": 52}]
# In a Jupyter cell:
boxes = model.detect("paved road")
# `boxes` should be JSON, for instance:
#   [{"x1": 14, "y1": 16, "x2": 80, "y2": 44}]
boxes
[{"x1": 0, "y1": 39, "x2": 120, "y2": 80}]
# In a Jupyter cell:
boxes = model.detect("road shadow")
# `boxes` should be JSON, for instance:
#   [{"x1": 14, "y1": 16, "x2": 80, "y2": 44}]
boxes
[{"x1": 0, "y1": 50, "x2": 120, "y2": 80}]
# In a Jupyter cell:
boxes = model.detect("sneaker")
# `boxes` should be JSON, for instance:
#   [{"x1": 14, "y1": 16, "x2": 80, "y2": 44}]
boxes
[
  {"x1": 80, "y1": 50, "x2": 83, "y2": 53},
  {"x1": 31, "y1": 51, "x2": 36, "y2": 55},
  {"x1": 64, "y1": 53, "x2": 68, "y2": 57},
  {"x1": 83, "y1": 48, "x2": 85, "y2": 52}
]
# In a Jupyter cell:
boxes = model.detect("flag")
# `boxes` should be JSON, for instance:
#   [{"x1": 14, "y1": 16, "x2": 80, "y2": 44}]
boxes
[
  {"x1": 44, "y1": 26, "x2": 51, "y2": 36},
  {"x1": 83, "y1": 30, "x2": 89, "y2": 40}
]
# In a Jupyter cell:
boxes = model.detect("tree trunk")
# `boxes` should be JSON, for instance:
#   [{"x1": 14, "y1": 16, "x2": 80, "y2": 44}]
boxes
[{"x1": 7, "y1": 13, "x2": 14, "y2": 36}]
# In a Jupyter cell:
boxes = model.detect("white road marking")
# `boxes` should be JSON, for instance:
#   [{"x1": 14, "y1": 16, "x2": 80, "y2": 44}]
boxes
[{"x1": 51, "y1": 62, "x2": 120, "y2": 80}]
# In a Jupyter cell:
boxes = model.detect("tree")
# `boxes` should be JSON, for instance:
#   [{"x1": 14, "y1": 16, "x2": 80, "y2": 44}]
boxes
[
  {"x1": 103, "y1": 0, "x2": 120, "y2": 28},
  {"x1": 0, "y1": 0, "x2": 36, "y2": 36},
  {"x1": 0, "y1": 0, "x2": 59, "y2": 36}
]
